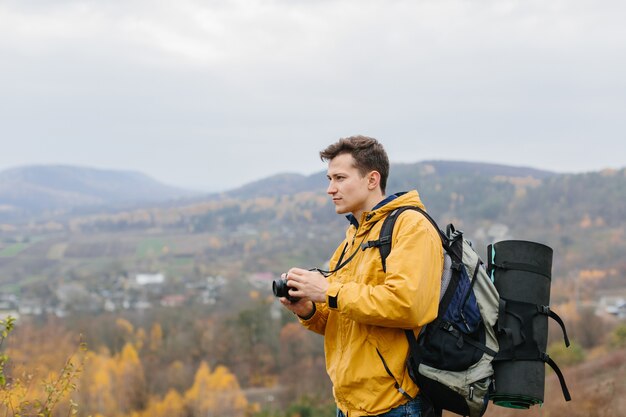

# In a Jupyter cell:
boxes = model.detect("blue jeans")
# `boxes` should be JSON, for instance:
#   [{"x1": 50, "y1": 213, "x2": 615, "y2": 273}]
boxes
[{"x1": 337, "y1": 396, "x2": 423, "y2": 417}]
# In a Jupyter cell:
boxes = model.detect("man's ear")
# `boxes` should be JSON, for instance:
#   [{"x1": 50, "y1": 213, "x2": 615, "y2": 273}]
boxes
[{"x1": 367, "y1": 171, "x2": 381, "y2": 191}]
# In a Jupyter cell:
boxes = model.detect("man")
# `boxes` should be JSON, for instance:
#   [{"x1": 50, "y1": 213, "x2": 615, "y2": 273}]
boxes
[{"x1": 280, "y1": 136, "x2": 443, "y2": 417}]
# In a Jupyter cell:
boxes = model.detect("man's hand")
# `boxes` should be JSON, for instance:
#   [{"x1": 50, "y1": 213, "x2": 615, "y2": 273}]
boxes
[
  {"x1": 278, "y1": 268, "x2": 329, "y2": 319},
  {"x1": 279, "y1": 297, "x2": 316, "y2": 318},
  {"x1": 286, "y1": 268, "x2": 329, "y2": 303}
]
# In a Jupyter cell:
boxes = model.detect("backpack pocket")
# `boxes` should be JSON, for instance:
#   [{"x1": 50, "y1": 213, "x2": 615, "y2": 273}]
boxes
[
  {"x1": 420, "y1": 265, "x2": 486, "y2": 371},
  {"x1": 419, "y1": 321, "x2": 486, "y2": 371}
]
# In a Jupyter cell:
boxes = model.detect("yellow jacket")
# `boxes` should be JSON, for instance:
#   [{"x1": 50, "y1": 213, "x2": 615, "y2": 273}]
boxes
[{"x1": 300, "y1": 190, "x2": 443, "y2": 416}]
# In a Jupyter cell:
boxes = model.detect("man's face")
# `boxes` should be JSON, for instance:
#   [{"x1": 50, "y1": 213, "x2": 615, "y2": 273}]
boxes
[{"x1": 326, "y1": 153, "x2": 371, "y2": 217}]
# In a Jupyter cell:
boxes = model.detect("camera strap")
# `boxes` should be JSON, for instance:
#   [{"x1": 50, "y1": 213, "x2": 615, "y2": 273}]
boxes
[{"x1": 313, "y1": 236, "x2": 368, "y2": 277}]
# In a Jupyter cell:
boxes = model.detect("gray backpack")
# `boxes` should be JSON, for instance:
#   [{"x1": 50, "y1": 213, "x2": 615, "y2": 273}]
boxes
[
  {"x1": 370, "y1": 206, "x2": 571, "y2": 417},
  {"x1": 369, "y1": 206, "x2": 499, "y2": 417}
]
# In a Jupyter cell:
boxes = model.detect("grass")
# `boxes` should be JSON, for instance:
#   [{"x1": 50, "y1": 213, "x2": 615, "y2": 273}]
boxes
[
  {"x1": 0, "y1": 243, "x2": 29, "y2": 257},
  {"x1": 136, "y1": 238, "x2": 171, "y2": 258}
]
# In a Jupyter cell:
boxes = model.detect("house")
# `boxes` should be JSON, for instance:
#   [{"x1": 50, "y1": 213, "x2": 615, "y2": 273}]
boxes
[
  {"x1": 248, "y1": 272, "x2": 275, "y2": 289},
  {"x1": 135, "y1": 273, "x2": 166, "y2": 285},
  {"x1": 161, "y1": 294, "x2": 187, "y2": 307},
  {"x1": 596, "y1": 296, "x2": 626, "y2": 319}
]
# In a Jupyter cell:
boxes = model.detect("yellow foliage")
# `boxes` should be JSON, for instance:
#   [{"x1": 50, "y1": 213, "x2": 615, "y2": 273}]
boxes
[
  {"x1": 80, "y1": 351, "x2": 117, "y2": 416},
  {"x1": 114, "y1": 343, "x2": 147, "y2": 412},
  {"x1": 552, "y1": 300, "x2": 581, "y2": 325},
  {"x1": 115, "y1": 318, "x2": 134, "y2": 340},
  {"x1": 139, "y1": 390, "x2": 186, "y2": 417},
  {"x1": 514, "y1": 187, "x2": 527, "y2": 199},
  {"x1": 0, "y1": 322, "x2": 87, "y2": 417},
  {"x1": 149, "y1": 323, "x2": 163, "y2": 352},
  {"x1": 185, "y1": 362, "x2": 247, "y2": 417},
  {"x1": 119, "y1": 343, "x2": 141, "y2": 366},
  {"x1": 185, "y1": 361, "x2": 212, "y2": 403},
  {"x1": 135, "y1": 328, "x2": 146, "y2": 351},
  {"x1": 253, "y1": 197, "x2": 276, "y2": 209},
  {"x1": 579, "y1": 269, "x2": 607, "y2": 281}
]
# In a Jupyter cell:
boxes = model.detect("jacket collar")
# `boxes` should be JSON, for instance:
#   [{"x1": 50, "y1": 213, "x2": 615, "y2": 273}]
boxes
[{"x1": 346, "y1": 191, "x2": 409, "y2": 228}]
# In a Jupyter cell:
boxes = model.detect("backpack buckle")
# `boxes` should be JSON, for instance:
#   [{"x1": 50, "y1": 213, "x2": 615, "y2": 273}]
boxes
[{"x1": 538, "y1": 305, "x2": 550, "y2": 315}]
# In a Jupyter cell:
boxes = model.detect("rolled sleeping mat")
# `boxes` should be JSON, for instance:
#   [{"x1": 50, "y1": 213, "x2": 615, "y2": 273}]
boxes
[{"x1": 487, "y1": 240, "x2": 553, "y2": 409}]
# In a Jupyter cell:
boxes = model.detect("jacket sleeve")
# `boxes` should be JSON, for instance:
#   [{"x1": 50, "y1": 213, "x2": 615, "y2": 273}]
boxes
[
  {"x1": 298, "y1": 302, "x2": 329, "y2": 335},
  {"x1": 325, "y1": 211, "x2": 443, "y2": 328}
]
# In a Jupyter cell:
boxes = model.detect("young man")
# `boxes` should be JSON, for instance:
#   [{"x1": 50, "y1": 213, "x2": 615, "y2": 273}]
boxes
[{"x1": 280, "y1": 136, "x2": 443, "y2": 417}]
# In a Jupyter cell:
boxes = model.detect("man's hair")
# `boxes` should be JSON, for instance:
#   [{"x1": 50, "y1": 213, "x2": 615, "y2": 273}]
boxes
[{"x1": 320, "y1": 135, "x2": 390, "y2": 194}]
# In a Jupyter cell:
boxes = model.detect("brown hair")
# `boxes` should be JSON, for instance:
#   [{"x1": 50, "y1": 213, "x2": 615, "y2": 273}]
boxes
[{"x1": 320, "y1": 135, "x2": 389, "y2": 194}]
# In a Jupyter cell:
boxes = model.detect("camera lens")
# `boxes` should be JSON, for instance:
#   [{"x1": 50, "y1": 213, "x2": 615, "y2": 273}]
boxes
[
  {"x1": 272, "y1": 278, "x2": 288, "y2": 298},
  {"x1": 272, "y1": 277, "x2": 299, "y2": 302}
]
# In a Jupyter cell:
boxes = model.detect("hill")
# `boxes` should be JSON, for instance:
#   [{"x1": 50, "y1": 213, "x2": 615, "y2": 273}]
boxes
[
  {"x1": 0, "y1": 165, "x2": 197, "y2": 221},
  {"x1": 0, "y1": 160, "x2": 624, "y2": 304},
  {"x1": 223, "y1": 160, "x2": 557, "y2": 199}
]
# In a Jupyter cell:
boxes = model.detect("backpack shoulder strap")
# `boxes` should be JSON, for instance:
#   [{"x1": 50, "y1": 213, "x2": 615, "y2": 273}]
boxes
[{"x1": 372, "y1": 206, "x2": 444, "y2": 272}]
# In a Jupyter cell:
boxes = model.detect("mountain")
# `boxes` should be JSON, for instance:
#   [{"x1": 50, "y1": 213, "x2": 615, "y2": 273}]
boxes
[
  {"x1": 0, "y1": 165, "x2": 197, "y2": 220},
  {"x1": 224, "y1": 160, "x2": 557, "y2": 199},
  {"x1": 225, "y1": 172, "x2": 326, "y2": 199}
]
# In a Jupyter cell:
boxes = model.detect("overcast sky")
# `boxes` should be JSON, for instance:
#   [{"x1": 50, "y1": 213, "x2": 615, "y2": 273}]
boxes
[{"x1": 1, "y1": 0, "x2": 625, "y2": 191}]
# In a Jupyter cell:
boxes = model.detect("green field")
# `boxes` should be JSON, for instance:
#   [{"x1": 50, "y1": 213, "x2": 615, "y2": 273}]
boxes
[
  {"x1": 0, "y1": 243, "x2": 29, "y2": 257},
  {"x1": 136, "y1": 238, "x2": 170, "y2": 258}
]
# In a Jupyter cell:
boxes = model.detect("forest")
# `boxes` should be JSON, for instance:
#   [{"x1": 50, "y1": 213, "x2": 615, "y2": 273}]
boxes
[{"x1": 3, "y1": 292, "x2": 626, "y2": 417}]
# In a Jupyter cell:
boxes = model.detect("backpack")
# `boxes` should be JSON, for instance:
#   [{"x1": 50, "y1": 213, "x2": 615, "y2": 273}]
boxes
[
  {"x1": 368, "y1": 206, "x2": 500, "y2": 417},
  {"x1": 369, "y1": 206, "x2": 572, "y2": 417}
]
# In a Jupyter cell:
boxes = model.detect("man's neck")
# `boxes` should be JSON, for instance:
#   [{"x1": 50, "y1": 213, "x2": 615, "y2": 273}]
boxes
[{"x1": 353, "y1": 192, "x2": 386, "y2": 221}]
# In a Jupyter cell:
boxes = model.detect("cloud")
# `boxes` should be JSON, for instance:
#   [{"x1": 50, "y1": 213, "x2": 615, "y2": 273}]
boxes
[{"x1": 0, "y1": 0, "x2": 625, "y2": 190}]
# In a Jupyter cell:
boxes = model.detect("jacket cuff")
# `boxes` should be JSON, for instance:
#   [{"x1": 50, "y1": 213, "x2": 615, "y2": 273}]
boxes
[
  {"x1": 326, "y1": 282, "x2": 343, "y2": 310},
  {"x1": 297, "y1": 302, "x2": 316, "y2": 321}
]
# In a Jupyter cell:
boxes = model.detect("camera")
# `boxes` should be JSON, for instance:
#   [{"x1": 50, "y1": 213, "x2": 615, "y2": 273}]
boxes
[{"x1": 272, "y1": 276, "x2": 300, "y2": 303}]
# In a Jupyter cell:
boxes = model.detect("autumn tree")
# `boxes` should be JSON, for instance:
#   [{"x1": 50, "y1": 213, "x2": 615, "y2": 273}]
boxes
[
  {"x1": 0, "y1": 317, "x2": 86, "y2": 417},
  {"x1": 149, "y1": 323, "x2": 163, "y2": 353},
  {"x1": 184, "y1": 361, "x2": 213, "y2": 415},
  {"x1": 206, "y1": 365, "x2": 248, "y2": 417},
  {"x1": 185, "y1": 361, "x2": 247, "y2": 417},
  {"x1": 138, "y1": 389, "x2": 186, "y2": 417},
  {"x1": 77, "y1": 350, "x2": 117, "y2": 417},
  {"x1": 114, "y1": 343, "x2": 147, "y2": 413},
  {"x1": 228, "y1": 301, "x2": 280, "y2": 386},
  {"x1": 279, "y1": 322, "x2": 330, "y2": 400},
  {"x1": 115, "y1": 318, "x2": 135, "y2": 352}
]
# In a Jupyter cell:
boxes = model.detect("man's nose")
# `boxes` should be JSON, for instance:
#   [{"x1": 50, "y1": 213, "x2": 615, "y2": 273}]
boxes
[{"x1": 327, "y1": 181, "x2": 337, "y2": 194}]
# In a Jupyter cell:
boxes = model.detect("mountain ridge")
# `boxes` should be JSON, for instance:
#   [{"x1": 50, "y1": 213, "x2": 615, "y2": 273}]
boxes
[
  {"x1": 0, "y1": 165, "x2": 198, "y2": 221},
  {"x1": 0, "y1": 161, "x2": 622, "y2": 224}
]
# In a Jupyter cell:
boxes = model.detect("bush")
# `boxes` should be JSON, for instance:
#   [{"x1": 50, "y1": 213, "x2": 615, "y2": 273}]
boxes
[
  {"x1": 608, "y1": 324, "x2": 626, "y2": 349},
  {"x1": 547, "y1": 340, "x2": 586, "y2": 367},
  {"x1": 0, "y1": 316, "x2": 86, "y2": 417}
]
